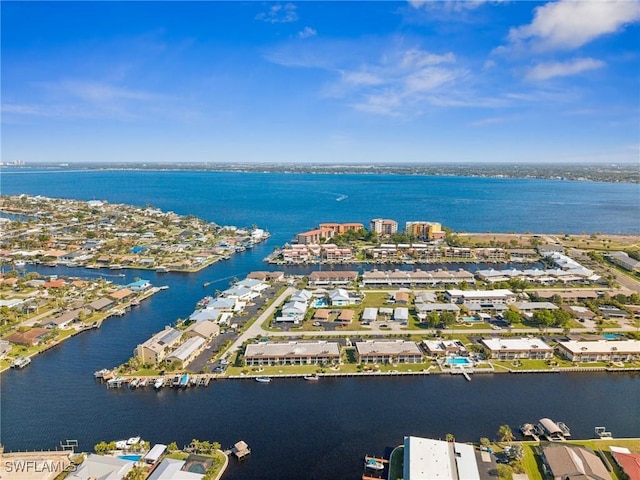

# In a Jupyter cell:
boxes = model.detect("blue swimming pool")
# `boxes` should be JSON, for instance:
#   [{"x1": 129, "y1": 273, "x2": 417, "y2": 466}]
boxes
[
  {"x1": 461, "y1": 316, "x2": 481, "y2": 323},
  {"x1": 603, "y1": 334, "x2": 619, "y2": 340},
  {"x1": 446, "y1": 357, "x2": 471, "y2": 365},
  {"x1": 118, "y1": 455, "x2": 142, "y2": 462},
  {"x1": 314, "y1": 300, "x2": 328, "y2": 308}
]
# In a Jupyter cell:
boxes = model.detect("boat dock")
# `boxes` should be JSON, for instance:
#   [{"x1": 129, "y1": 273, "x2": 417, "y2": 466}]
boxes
[{"x1": 96, "y1": 372, "x2": 215, "y2": 389}]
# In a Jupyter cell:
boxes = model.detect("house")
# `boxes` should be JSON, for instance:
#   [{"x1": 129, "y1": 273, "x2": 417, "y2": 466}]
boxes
[
  {"x1": 221, "y1": 285, "x2": 257, "y2": 301},
  {"x1": 135, "y1": 327, "x2": 182, "y2": 365},
  {"x1": 144, "y1": 444, "x2": 167, "y2": 465},
  {"x1": 236, "y1": 278, "x2": 269, "y2": 292},
  {"x1": 44, "y1": 279, "x2": 66, "y2": 289},
  {"x1": 402, "y1": 436, "x2": 480, "y2": 480},
  {"x1": 605, "y1": 251, "x2": 640, "y2": 272},
  {"x1": 599, "y1": 306, "x2": 629, "y2": 319},
  {"x1": 166, "y1": 336, "x2": 206, "y2": 367},
  {"x1": 127, "y1": 279, "x2": 151, "y2": 291},
  {"x1": 513, "y1": 301, "x2": 559, "y2": 315},
  {"x1": 422, "y1": 340, "x2": 467, "y2": 357},
  {"x1": 414, "y1": 303, "x2": 460, "y2": 321},
  {"x1": 393, "y1": 307, "x2": 409, "y2": 323},
  {"x1": 337, "y1": 309, "x2": 355, "y2": 323},
  {"x1": 247, "y1": 271, "x2": 285, "y2": 282},
  {"x1": 205, "y1": 297, "x2": 236, "y2": 312},
  {"x1": 328, "y1": 289, "x2": 359, "y2": 306},
  {"x1": 562, "y1": 305, "x2": 596, "y2": 321},
  {"x1": 481, "y1": 337, "x2": 554, "y2": 360},
  {"x1": 146, "y1": 458, "x2": 203, "y2": 480},
  {"x1": 290, "y1": 289, "x2": 312, "y2": 303},
  {"x1": 541, "y1": 444, "x2": 611, "y2": 480},
  {"x1": 355, "y1": 340, "x2": 423, "y2": 364},
  {"x1": 5, "y1": 328, "x2": 50, "y2": 346},
  {"x1": 394, "y1": 291, "x2": 410, "y2": 305},
  {"x1": 188, "y1": 309, "x2": 221, "y2": 323},
  {"x1": 277, "y1": 301, "x2": 308, "y2": 323},
  {"x1": 87, "y1": 297, "x2": 115, "y2": 312},
  {"x1": 313, "y1": 309, "x2": 330, "y2": 321},
  {"x1": 244, "y1": 341, "x2": 340, "y2": 366},
  {"x1": 611, "y1": 448, "x2": 640, "y2": 480},
  {"x1": 39, "y1": 309, "x2": 88, "y2": 329},
  {"x1": 361, "y1": 308, "x2": 378, "y2": 324},
  {"x1": 184, "y1": 320, "x2": 220, "y2": 340},
  {"x1": 67, "y1": 454, "x2": 134, "y2": 480},
  {"x1": 109, "y1": 288, "x2": 134, "y2": 302},
  {"x1": 557, "y1": 340, "x2": 640, "y2": 363}
]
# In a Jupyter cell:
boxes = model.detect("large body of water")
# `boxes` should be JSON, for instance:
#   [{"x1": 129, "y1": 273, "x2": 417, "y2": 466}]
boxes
[{"x1": 1, "y1": 169, "x2": 639, "y2": 479}]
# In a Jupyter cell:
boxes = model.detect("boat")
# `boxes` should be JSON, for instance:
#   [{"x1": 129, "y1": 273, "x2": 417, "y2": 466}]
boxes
[
  {"x1": 171, "y1": 375, "x2": 182, "y2": 387},
  {"x1": 336, "y1": 194, "x2": 348, "y2": 202},
  {"x1": 94, "y1": 368, "x2": 110, "y2": 379},
  {"x1": 127, "y1": 436, "x2": 141, "y2": 446},
  {"x1": 255, "y1": 376, "x2": 271, "y2": 383},
  {"x1": 129, "y1": 378, "x2": 139, "y2": 389},
  {"x1": 109, "y1": 264, "x2": 123, "y2": 270},
  {"x1": 154, "y1": 377, "x2": 165, "y2": 389},
  {"x1": 303, "y1": 374, "x2": 319, "y2": 381},
  {"x1": 557, "y1": 422, "x2": 571, "y2": 437},
  {"x1": 179, "y1": 374, "x2": 189, "y2": 388},
  {"x1": 138, "y1": 377, "x2": 147, "y2": 387},
  {"x1": 364, "y1": 458, "x2": 384, "y2": 471},
  {"x1": 595, "y1": 426, "x2": 612, "y2": 438},
  {"x1": 155, "y1": 266, "x2": 169, "y2": 273},
  {"x1": 13, "y1": 260, "x2": 26, "y2": 267},
  {"x1": 11, "y1": 357, "x2": 31, "y2": 369},
  {"x1": 115, "y1": 440, "x2": 128, "y2": 450},
  {"x1": 107, "y1": 377, "x2": 125, "y2": 388}
]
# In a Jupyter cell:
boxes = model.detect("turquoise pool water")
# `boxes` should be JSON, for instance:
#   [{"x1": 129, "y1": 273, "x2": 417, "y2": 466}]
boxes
[
  {"x1": 603, "y1": 334, "x2": 619, "y2": 340},
  {"x1": 118, "y1": 455, "x2": 142, "y2": 462},
  {"x1": 461, "y1": 316, "x2": 481, "y2": 322},
  {"x1": 446, "y1": 357, "x2": 471, "y2": 365},
  {"x1": 314, "y1": 300, "x2": 328, "y2": 308}
]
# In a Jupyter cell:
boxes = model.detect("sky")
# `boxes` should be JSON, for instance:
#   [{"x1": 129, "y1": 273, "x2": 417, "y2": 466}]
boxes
[{"x1": 1, "y1": 0, "x2": 639, "y2": 164}]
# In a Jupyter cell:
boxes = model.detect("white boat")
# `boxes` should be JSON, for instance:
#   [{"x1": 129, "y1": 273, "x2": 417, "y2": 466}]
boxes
[
  {"x1": 154, "y1": 377, "x2": 165, "y2": 389},
  {"x1": 115, "y1": 440, "x2": 128, "y2": 450},
  {"x1": 13, "y1": 260, "x2": 26, "y2": 267},
  {"x1": 364, "y1": 458, "x2": 384, "y2": 471},
  {"x1": 303, "y1": 374, "x2": 319, "y2": 381},
  {"x1": 129, "y1": 378, "x2": 139, "y2": 388},
  {"x1": 11, "y1": 357, "x2": 31, "y2": 369},
  {"x1": 255, "y1": 376, "x2": 271, "y2": 383},
  {"x1": 127, "y1": 436, "x2": 141, "y2": 445},
  {"x1": 138, "y1": 377, "x2": 147, "y2": 387},
  {"x1": 94, "y1": 368, "x2": 110, "y2": 378}
]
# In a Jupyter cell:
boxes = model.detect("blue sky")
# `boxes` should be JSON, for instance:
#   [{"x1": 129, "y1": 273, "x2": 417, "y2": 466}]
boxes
[{"x1": 2, "y1": 1, "x2": 639, "y2": 164}]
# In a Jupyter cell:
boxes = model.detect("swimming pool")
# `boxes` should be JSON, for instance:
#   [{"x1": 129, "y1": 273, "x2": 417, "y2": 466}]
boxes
[
  {"x1": 603, "y1": 334, "x2": 619, "y2": 340},
  {"x1": 461, "y1": 316, "x2": 481, "y2": 323},
  {"x1": 118, "y1": 455, "x2": 142, "y2": 462},
  {"x1": 446, "y1": 357, "x2": 471, "y2": 366},
  {"x1": 314, "y1": 300, "x2": 328, "y2": 308}
]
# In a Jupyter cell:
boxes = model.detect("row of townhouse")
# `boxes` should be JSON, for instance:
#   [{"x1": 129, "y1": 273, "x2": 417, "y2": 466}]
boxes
[
  {"x1": 242, "y1": 337, "x2": 640, "y2": 367},
  {"x1": 295, "y1": 223, "x2": 364, "y2": 245},
  {"x1": 361, "y1": 269, "x2": 475, "y2": 287},
  {"x1": 280, "y1": 244, "x2": 354, "y2": 263},
  {"x1": 275, "y1": 288, "x2": 363, "y2": 324}
]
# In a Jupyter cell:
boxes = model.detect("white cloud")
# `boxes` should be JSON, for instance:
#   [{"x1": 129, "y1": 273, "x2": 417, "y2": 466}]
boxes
[
  {"x1": 525, "y1": 57, "x2": 606, "y2": 81},
  {"x1": 298, "y1": 26, "x2": 317, "y2": 39},
  {"x1": 255, "y1": 3, "x2": 298, "y2": 24},
  {"x1": 508, "y1": 0, "x2": 640, "y2": 51},
  {"x1": 408, "y1": 0, "x2": 504, "y2": 12}
]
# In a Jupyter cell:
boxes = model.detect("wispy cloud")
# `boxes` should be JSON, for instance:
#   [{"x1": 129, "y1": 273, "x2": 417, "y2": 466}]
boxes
[
  {"x1": 525, "y1": 57, "x2": 606, "y2": 81},
  {"x1": 408, "y1": 0, "x2": 505, "y2": 12},
  {"x1": 255, "y1": 3, "x2": 298, "y2": 24},
  {"x1": 507, "y1": 0, "x2": 640, "y2": 51},
  {"x1": 298, "y1": 26, "x2": 317, "y2": 39}
]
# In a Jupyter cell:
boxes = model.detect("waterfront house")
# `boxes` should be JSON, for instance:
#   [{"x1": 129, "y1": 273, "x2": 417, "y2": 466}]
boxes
[
  {"x1": 422, "y1": 339, "x2": 467, "y2": 357},
  {"x1": 235, "y1": 278, "x2": 269, "y2": 292},
  {"x1": 127, "y1": 279, "x2": 151, "y2": 292},
  {"x1": 557, "y1": 339, "x2": 640, "y2": 363},
  {"x1": 109, "y1": 288, "x2": 134, "y2": 303},
  {"x1": 166, "y1": 336, "x2": 206, "y2": 368},
  {"x1": 188, "y1": 309, "x2": 221, "y2": 323},
  {"x1": 355, "y1": 340, "x2": 423, "y2": 364},
  {"x1": 39, "y1": 308, "x2": 88, "y2": 329},
  {"x1": 87, "y1": 297, "x2": 115, "y2": 312},
  {"x1": 402, "y1": 436, "x2": 480, "y2": 480},
  {"x1": 221, "y1": 285, "x2": 257, "y2": 301},
  {"x1": 244, "y1": 340, "x2": 340, "y2": 366},
  {"x1": 44, "y1": 278, "x2": 66, "y2": 289},
  {"x1": 611, "y1": 449, "x2": 640, "y2": 480},
  {"x1": 67, "y1": 453, "x2": 134, "y2": 480},
  {"x1": 205, "y1": 297, "x2": 236, "y2": 312},
  {"x1": 144, "y1": 444, "x2": 167, "y2": 465},
  {"x1": 184, "y1": 320, "x2": 220, "y2": 340},
  {"x1": 480, "y1": 337, "x2": 553, "y2": 360},
  {"x1": 146, "y1": 458, "x2": 203, "y2": 480},
  {"x1": 135, "y1": 327, "x2": 182, "y2": 365},
  {"x1": 541, "y1": 444, "x2": 611, "y2": 480},
  {"x1": 6, "y1": 328, "x2": 50, "y2": 346},
  {"x1": 247, "y1": 271, "x2": 285, "y2": 282}
]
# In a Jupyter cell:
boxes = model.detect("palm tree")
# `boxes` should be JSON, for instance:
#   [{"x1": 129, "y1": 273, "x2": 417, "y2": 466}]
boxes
[{"x1": 498, "y1": 424, "x2": 514, "y2": 443}]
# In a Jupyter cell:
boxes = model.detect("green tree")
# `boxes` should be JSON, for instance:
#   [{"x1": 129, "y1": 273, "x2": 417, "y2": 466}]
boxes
[
  {"x1": 445, "y1": 433, "x2": 455, "y2": 442},
  {"x1": 503, "y1": 310, "x2": 520, "y2": 325},
  {"x1": 167, "y1": 442, "x2": 178, "y2": 453},
  {"x1": 440, "y1": 311, "x2": 456, "y2": 329},
  {"x1": 498, "y1": 424, "x2": 514, "y2": 443}
]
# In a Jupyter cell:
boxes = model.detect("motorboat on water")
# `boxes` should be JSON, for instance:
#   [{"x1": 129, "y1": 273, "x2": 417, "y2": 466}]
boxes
[
  {"x1": 94, "y1": 368, "x2": 110, "y2": 378},
  {"x1": 154, "y1": 377, "x2": 165, "y2": 389},
  {"x1": 364, "y1": 458, "x2": 384, "y2": 471},
  {"x1": 303, "y1": 374, "x2": 319, "y2": 381},
  {"x1": 255, "y1": 376, "x2": 271, "y2": 383}
]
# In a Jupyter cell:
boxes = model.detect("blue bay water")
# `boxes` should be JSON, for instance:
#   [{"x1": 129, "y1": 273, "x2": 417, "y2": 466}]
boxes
[{"x1": 0, "y1": 169, "x2": 639, "y2": 479}]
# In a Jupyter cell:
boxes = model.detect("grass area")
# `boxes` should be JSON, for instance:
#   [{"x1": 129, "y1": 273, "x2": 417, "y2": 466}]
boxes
[
  {"x1": 165, "y1": 452, "x2": 189, "y2": 460},
  {"x1": 124, "y1": 368, "x2": 162, "y2": 377},
  {"x1": 522, "y1": 445, "x2": 544, "y2": 480}
]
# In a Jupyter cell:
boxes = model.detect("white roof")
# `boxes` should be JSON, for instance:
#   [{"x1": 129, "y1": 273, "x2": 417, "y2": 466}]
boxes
[
  {"x1": 394, "y1": 307, "x2": 409, "y2": 320},
  {"x1": 559, "y1": 339, "x2": 640, "y2": 354},
  {"x1": 482, "y1": 337, "x2": 552, "y2": 352},
  {"x1": 167, "y1": 336, "x2": 205, "y2": 362},
  {"x1": 404, "y1": 436, "x2": 480, "y2": 480},
  {"x1": 147, "y1": 459, "x2": 203, "y2": 480},
  {"x1": 362, "y1": 308, "x2": 378, "y2": 321},
  {"x1": 67, "y1": 454, "x2": 133, "y2": 480},
  {"x1": 245, "y1": 341, "x2": 340, "y2": 358},
  {"x1": 447, "y1": 289, "x2": 514, "y2": 299},
  {"x1": 356, "y1": 340, "x2": 421, "y2": 356},
  {"x1": 144, "y1": 444, "x2": 167, "y2": 463}
]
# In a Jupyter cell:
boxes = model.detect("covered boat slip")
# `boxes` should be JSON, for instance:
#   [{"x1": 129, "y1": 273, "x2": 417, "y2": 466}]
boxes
[{"x1": 537, "y1": 418, "x2": 570, "y2": 441}]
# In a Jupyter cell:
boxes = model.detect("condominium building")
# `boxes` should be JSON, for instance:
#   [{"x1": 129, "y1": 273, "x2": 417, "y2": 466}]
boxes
[
  {"x1": 370, "y1": 218, "x2": 398, "y2": 236},
  {"x1": 405, "y1": 221, "x2": 445, "y2": 241}
]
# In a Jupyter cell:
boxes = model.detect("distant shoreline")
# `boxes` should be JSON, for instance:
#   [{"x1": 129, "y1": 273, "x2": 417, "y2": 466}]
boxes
[{"x1": 2, "y1": 162, "x2": 639, "y2": 184}]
